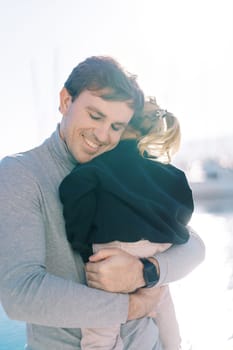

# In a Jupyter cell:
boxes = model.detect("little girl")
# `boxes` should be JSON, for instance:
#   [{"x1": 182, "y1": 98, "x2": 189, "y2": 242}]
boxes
[{"x1": 59, "y1": 98, "x2": 194, "y2": 350}]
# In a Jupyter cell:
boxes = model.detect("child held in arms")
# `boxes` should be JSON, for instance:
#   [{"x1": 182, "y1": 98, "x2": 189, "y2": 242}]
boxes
[{"x1": 59, "y1": 97, "x2": 194, "y2": 350}]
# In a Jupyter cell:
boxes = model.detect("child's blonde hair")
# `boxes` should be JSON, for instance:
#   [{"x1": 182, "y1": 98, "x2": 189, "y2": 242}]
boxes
[{"x1": 124, "y1": 97, "x2": 181, "y2": 163}]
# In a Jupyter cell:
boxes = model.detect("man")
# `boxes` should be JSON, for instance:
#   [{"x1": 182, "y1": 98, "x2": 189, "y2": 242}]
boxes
[{"x1": 0, "y1": 56, "x2": 205, "y2": 349}]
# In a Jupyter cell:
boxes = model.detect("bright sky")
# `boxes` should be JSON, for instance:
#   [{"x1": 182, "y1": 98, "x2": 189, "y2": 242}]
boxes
[{"x1": 0, "y1": 0, "x2": 233, "y2": 158}]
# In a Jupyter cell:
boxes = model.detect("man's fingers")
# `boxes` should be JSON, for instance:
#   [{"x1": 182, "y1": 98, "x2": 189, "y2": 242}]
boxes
[
  {"x1": 85, "y1": 261, "x2": 100, "y2": 273},
  {"x1": 85, "y1": 248, "x2": 145, "y2": 293},
  {"x1": 147, "y1": 310, "x2": 157, "y2": 318},
  {"x1": 128, "y1": 286, "x2": 163, "y2": 320},
  {"x1": 85, "y1": 268, "x2": 109, "y2": 291},
  {"x1": 87, "y1": 279, "x2": 103, "y2": 290},
  {"x1": 85, "y1": 270, "x2": 97, "y2": 282},
  {"x1": 88, "y1": 248, "x2": 123, "y2": 262}
]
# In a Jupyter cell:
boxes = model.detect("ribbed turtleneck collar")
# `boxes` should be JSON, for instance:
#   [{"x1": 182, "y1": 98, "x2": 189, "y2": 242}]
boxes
[{"x1": 46, "y1": 124, "x2": 78, "y2": 172}]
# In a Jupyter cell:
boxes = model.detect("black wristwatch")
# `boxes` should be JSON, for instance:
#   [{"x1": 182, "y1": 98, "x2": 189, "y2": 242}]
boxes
[{"x1": 140, "y1": 258, "x2": 159, "y2": 288}]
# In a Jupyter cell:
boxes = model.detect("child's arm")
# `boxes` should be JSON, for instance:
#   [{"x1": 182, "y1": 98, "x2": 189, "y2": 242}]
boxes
[
  {"x1": 154, "y1": 286, "x2": 181, "y2": 350},
  {"x1": 59, "y1": 167, "x2": 97, "y2": 261}
]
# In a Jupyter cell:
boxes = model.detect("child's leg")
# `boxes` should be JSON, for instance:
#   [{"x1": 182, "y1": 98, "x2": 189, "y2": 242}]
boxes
[
  {"x1": 83, "y1": 240, "x2": 180, "y2": 350},
  {"x1": 80, "y1": 243, "x2": 125, "y2": 350},
  {"x1": 154, "y1": 285, "x2": 181, "y2": 350},
  {"x1": 81, "y1": 326, "x2": 123, "y2": 350},
  {"x1": 93, "y1": 241, "x2": 181, "y2": 350}
]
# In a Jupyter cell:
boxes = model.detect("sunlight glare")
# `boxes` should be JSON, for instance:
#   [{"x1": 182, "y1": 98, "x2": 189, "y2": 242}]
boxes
[{"x1": 171, "y1": 212, "x2": 233, "y2": 349}]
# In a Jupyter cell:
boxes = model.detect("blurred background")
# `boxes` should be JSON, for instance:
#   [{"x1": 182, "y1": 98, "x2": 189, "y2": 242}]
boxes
[{"x1": 0, "y1": 0, "x2": 233, "y2": 349}]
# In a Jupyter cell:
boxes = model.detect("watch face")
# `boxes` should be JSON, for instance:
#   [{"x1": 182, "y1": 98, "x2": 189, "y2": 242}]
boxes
[{"x1": 140, "y1": 258, "x2": 159, "y2": 288}]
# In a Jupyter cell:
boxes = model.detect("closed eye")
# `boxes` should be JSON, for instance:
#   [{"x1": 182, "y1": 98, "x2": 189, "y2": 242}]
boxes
[
  {"x1": 90, "y1": 113, "x2": 101, "y2": 120},
  {"x1": 111, "y1": 124, "x2": 126, "y2": 132}
]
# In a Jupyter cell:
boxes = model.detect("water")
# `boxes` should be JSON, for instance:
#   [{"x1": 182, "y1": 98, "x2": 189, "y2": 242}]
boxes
[
  {"x1": 172, "y1": 197, "x2": 233, "y2": 350},
  {"x1": 0, "y1": 198, "x2": 233, "y2": 349},
  {"x1": 0, "y1": 304, "x2": 26, "y2": 350}
]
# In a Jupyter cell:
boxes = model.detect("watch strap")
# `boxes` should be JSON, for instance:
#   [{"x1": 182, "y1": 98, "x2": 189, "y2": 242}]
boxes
[{"x1": 140, "y1": 257, "x2": 159, "y2": 288}]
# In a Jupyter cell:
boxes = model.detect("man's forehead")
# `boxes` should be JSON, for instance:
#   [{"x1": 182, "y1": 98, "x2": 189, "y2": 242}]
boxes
[
  {"x1": 76, "y1": 89, "x2": 133, "y2": 118},
  {"x1": 90, "y1": 89, "x2": 133, "y2": 107},
  {"x1": 91, "y1": 87, "x2": 113, "y2": 97}
]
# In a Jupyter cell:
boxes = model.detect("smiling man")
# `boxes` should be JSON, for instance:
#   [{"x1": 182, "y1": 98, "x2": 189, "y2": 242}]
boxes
[
  {"x1": 59, "y1": 89, "x2": 134, "y2": 163},
  {"x1": 0, "y1": 56, "x2": 205, "y2": 350}
]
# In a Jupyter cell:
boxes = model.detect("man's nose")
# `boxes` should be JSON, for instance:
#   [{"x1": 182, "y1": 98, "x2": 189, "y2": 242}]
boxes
[{"x1": 94, "y1": 125, "x2": 110, "y2": 144}]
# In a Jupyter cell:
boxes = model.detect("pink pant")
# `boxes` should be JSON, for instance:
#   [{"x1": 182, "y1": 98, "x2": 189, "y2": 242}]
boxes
[{"x1": 81, "y1": 240, "x2": 181, "y2": 350}]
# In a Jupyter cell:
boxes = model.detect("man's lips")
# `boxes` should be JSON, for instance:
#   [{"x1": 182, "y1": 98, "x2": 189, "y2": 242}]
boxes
[{"x1": 82, "y1": 135, "x2": 101, "y2": 152}]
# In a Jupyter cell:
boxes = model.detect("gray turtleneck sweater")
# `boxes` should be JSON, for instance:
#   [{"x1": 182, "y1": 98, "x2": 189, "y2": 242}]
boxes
[{"x1": 0, "y1": 126, "x2": 205, "y2": 349}]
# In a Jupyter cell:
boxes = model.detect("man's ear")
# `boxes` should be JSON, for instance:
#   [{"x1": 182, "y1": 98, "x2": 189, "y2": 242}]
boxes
[{"x1": 59, "y1": 87, "x2": 72, "y2": 115}]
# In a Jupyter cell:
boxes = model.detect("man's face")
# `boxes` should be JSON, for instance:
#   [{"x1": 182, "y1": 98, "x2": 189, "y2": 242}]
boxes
[{"x1": 59, "y1": 89, "x2": 134, "y2": 163}]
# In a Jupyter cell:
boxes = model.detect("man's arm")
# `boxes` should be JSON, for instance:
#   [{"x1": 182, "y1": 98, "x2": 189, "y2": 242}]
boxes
[
  {"x1": 0, "y1": 158, "x2": 129, "y2": 328},
  {"x1": 154, "y1": 227, "x2": 205, "y2": 286},
  {"x1": 86, "y1": 231, "x2": 205, "y2": 321},
  {"x1": 86, "y1": 248, "x2": 145, "y2": 292},
  {"x1": 127, "y1": 286, "x2": 163, "y2": 321},
  {"x1": 86, "y1": 228, "x2": 205, "y2": 292}
]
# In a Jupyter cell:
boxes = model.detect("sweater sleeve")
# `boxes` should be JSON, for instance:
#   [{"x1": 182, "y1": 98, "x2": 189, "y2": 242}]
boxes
[
  {"x1": 0, "y1": 158, "x2": 129, "y2": 328},
  {"x1": 155, "y1": 227, "x2": 206, "y2": 286}
]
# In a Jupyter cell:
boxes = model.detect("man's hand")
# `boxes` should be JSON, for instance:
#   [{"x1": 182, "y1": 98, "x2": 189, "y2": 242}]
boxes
[
  {"x1": 127, "y1": 286, "x2": 163, "y2": 321},
  {"x1": 85, "y1": 248, "x2": 145, "y2": 293}
]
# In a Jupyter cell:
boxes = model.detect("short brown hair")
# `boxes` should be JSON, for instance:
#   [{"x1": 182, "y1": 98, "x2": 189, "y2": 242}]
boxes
[{"x1": 64, "y1": 56, "x2": 144, "y2": 117}]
